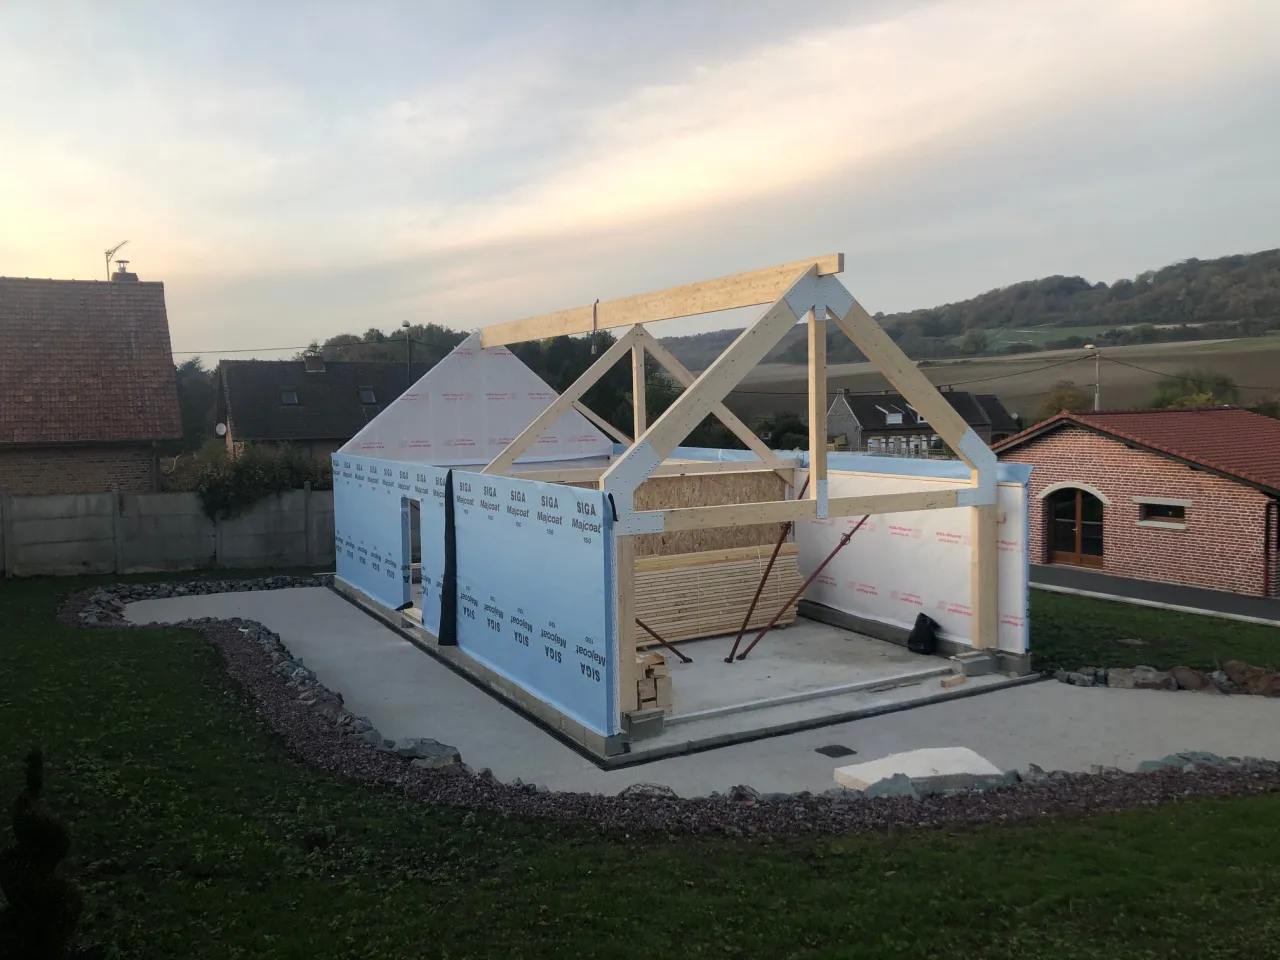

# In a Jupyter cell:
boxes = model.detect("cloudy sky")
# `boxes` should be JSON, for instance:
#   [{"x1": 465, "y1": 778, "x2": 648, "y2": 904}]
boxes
[{"x1": 2, "y1": 1, "x2": 1278, "y2": 359}]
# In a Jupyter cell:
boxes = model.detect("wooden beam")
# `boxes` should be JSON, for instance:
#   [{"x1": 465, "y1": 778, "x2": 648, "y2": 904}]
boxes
[
  {"x1": 633, "y1": 327, "x2": 789, "y2": 478},
  {"x1": 512, "y1": 458, "x2": 800, "y2": 485},
  {"x1": 827, "y1": 298, "x2": 977, "y2": 468},
  {"x1": 631, "y1": 340, "x2": 646, "y2": 441},
  {"x1": 482, "y1": 329, "x2": 636, "y2": 476},
  {"x1": 572, "y1": 400, "x2": 630, "y2": 445},
  {"x1": 971, "y1": 502, "x2": 999, "y2": 648},
  {"x1": 807, "y1": 308, "x2": 828, "y2": 516},
  {"x1": 632, "y1": 487, "x2": 964, "y2": 533},
  {"x1": 481, "y1": 254, "x2": 843, "y2": 347}
]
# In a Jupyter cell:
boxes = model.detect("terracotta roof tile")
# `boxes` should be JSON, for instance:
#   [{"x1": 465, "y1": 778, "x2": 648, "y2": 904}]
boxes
[
  {"x1": 994, "y1": 407, "x2": 1280, "y2": 492},
  {"x1": 0, "y1": 277, "x2": 182, "y2": 443}
]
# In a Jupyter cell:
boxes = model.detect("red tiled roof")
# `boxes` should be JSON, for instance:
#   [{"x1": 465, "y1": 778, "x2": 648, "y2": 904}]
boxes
[
  {"x1": 0, "y1": 278, "x2": 182, "y2": 444},
  {"x1": 994, "y1": 407, "x2": 1280, "y2": 493}
]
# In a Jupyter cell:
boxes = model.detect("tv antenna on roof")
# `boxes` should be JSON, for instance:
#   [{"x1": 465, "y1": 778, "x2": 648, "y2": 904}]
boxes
[{"x1": 104, "y1": 240, "x2": 128, "y2": 280}]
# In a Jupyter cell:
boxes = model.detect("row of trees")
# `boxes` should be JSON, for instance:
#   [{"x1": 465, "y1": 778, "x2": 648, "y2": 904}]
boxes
[{"x1": 657, "y1": 247, "x2": 1280, "y2": 367}]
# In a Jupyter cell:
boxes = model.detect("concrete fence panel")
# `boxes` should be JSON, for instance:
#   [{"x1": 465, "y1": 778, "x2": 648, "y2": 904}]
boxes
[
  {"x1": 7, "y1": 493, "x2": 116, "y2": 575},
  {"x1": 216, "y1": 490, "x2": 310, "y2": 569},
  {"x1": 0, "y1": 488, "x2": 338, "y2": 577},
  {"x1": 118, "y1": 492, "x2": 216, "y2": 572}
]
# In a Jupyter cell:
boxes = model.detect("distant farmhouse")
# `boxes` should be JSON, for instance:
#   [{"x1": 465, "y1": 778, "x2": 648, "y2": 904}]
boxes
[
  {"x1": 215, "y1": 355, "x2": 435, "y2": 460},
  {"x1": 0, "y1": 266, "x2": 182, "y2": 494},
  {"x1": 827, "y1": 388, "x2": 1018, "y2": 454}
]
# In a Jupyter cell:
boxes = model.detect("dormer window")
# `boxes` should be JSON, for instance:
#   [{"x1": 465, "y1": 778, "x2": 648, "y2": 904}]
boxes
[
  {"x1": 280, "y1": 387, "x2": 299, "y2": 405},
  {"x1": 875, "y1": 404, "x2": 903, "y2": 425},
  {"x1": 358, "y1": 385, "x2": 377, "y2": 404}
]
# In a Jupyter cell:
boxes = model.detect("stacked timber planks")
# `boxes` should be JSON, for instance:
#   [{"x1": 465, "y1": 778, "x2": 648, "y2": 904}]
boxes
[{"x1": 633, "y1": 543, "x2": 802, "y2": 647}]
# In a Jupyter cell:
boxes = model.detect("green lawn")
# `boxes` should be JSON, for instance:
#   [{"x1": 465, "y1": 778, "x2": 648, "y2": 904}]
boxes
[
  {"x1": 2, "y1": 574, "x2": 1280, "y2": 959},
  {"x1": 1030, "y1": 590, "x2": 1280, "y2": 673}
]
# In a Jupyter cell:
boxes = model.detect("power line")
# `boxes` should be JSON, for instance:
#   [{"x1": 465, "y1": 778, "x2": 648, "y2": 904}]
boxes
[{"x1": 172, "y1": 337, "x2": 447, "y2": 357}]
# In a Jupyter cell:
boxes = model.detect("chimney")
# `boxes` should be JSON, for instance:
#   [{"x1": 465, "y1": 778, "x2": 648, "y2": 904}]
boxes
[
  {"x1": 303, "y1": 352, "x2": 326, "y2": 373},
  {"x1": 111, "y1": 259, "x2": 138, "y2": 282}
]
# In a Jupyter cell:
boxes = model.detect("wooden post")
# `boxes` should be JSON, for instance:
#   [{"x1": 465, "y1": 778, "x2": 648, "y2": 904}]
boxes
[
  {"x1": 807, "y1": 308, "x2": 828, "y2": 518},
  {"x1": 632, "y1": 341, "x2": 646, "y2": 440},
  {"x1": 614, "y1": 534, "x2": 639, "y2": 716},
  {"x1": 971, "y1": 497, "x2": 999, "y2": 649}
]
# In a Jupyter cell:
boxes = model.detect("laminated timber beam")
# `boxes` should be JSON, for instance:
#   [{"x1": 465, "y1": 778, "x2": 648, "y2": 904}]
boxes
[
  {"x1": 634, "y1": 487, "x2": 965, "y2": 533},
  {"x1": 480, "y1": 254, "x2": 843, "y2": 348}
]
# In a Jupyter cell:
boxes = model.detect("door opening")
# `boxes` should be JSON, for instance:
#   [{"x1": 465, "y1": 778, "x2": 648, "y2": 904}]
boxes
[{"x1": 1048, "y1": 487, "x2": 1104, "y2": 568}]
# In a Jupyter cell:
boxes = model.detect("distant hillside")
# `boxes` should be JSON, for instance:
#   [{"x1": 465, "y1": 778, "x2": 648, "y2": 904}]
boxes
[{"x1": 658, "y1": 248, "x2": 1280, "y2": 370}]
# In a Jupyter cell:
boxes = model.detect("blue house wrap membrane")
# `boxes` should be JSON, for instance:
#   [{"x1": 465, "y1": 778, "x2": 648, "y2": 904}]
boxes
[
  {"x1": 452, "y1": 471, "x2": 616, "y2": 736},
  {"x1": 332, "y1": 454, "x2": 413, "y2": 612}
]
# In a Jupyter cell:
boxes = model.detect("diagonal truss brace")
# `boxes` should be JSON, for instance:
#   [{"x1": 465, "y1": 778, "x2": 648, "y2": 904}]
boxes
[{"x1": 482, "y1": 328, "x2": 638, "y2": 476}]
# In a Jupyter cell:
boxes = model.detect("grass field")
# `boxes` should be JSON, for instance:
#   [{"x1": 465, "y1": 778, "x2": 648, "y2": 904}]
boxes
[
  {"x1": 726, "y1": 335, "x2": 1280, "y2": 421},
  {"x1": 965, "y1": 325, "x2": 1118, "y2": 349},
  {"x1": 4, "y1": 573, "x2": 1280, "y2": 958}
]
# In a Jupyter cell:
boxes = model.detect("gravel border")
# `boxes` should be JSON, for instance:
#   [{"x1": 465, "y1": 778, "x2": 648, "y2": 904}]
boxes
[{"x1": 58, "y1": 579, "x2": 1280, "y2": 838}]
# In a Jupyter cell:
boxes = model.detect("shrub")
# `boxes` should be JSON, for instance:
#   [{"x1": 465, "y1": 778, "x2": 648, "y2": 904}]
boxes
[
  {"x1": 0, "y1": 748, "x2": 85, "y2": 959},
  {"x1": 194, "y1": 444, "x2": 332, "y2": 520}
]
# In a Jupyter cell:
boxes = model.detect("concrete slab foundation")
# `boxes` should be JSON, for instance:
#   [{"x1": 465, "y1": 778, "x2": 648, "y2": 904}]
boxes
[{"x1": 125, "y1": 588, "x2": 1280, "y2": 797}]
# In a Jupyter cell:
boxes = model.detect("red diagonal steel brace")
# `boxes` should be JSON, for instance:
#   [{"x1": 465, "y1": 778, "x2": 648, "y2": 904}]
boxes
[
  {"x1": 636, "y1": 617, "x2": 693, "y2": 664},
  {"x1": 736, "y1": 514, "x2": 869, "y2": 661},
  {"x1": 724, "y1": 477, "x2": 810, "y2": 663}
]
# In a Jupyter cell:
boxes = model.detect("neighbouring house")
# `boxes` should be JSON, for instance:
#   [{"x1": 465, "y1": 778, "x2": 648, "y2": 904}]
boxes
[
  {"x1": 994, "y1": 407, "x2": 1280, "y2": 597},
  {"x1": 215, "y1": 356, "x2": 435, "y2": 460},
  {"x1": 0, "y1": 268, "x2": 182, "y2": 494},
  {"x1": 827, "y1": 388, "x2": 1018, "y2": 455}
]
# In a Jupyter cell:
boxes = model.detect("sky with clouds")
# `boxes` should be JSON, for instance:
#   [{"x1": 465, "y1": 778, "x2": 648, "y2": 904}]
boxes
[{"x1": 2, "y1": 0, "x2": 1278, "y2": 360}]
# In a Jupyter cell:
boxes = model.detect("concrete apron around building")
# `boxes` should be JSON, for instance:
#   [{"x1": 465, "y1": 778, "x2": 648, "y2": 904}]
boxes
[
  {"x1": 123, "y1": 587, "x2": 1280, "y2": 796},
  {"x1": 333, "y1": 576, "x2": 1034, "y2": 765}
]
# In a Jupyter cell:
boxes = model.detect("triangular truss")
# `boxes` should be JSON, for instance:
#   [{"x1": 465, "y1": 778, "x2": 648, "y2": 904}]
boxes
[{"x1": 479, "y1": 256, "x2": 1001, "y2": 651}]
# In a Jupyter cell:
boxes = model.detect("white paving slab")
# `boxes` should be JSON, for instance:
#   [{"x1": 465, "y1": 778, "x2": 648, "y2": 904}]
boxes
[
  {"x1": 126, "y1": 587, "x2": 1280, "y2": 797},
  {"x1": 834, "y1": 747, "x2": 1001, "y2": 790}
]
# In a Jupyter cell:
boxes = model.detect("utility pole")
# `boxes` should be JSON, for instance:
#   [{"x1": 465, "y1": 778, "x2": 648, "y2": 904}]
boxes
[
  {"x1": 1084, "y1": 343, "x2": 1100, "y2": 410},
  {"x1": 402, "y1": 320, "x2": 411, "y2": 389}
]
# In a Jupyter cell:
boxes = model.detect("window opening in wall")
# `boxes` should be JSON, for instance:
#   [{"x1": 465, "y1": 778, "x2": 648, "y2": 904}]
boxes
[
  {"x1": 358, "y1": 385, "x2": 377, "y2": 404},
  {"x1": 280, "y1": 386, "x2": 299, "y2": 405},
  {"x1": 1140, "y1": 502, "x2": 1186, "y2": 522}
]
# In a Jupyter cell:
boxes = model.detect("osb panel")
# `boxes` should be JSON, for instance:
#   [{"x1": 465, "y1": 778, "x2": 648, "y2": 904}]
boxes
[
  {"x1": 564, "y1": 469, "x2": 788, "y2": 554},
  {"x1": 633, "y1": 471, "x2": 787, "y2": 556}
]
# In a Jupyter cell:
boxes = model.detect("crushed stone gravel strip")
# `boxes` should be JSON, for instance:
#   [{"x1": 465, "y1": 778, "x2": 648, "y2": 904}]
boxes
[{"x1": 58, "y1": 579, "x2": 1280, "y2": 838}]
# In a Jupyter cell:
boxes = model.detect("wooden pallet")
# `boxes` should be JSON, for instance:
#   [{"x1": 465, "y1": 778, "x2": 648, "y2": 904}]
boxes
[{"x1": 633, "y1": 543, "x2": 802, "y2": 647}]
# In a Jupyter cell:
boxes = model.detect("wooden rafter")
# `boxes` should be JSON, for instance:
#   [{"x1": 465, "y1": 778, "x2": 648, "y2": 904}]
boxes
[
  {"x1": 481, "y1": 255, "x2": 843, "y2": 348},
  {"x1": 826, "y1": 298, "x2": 977, "y2": 469},
  {"x1": 605, "y1": 277, "x2": 809, "y2": 495},
  {"x1": 632, "y1": 327, "x2": 788, "y2": 479},
  {"x1": 572, "y1": 400, "x2": 631, "y2": 446},
  {"x1": 481, "y1": 329, "x2": 637, "y2": 476}
]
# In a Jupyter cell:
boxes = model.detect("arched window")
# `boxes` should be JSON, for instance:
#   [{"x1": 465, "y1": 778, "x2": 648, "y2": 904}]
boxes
[{"x1": 1048, "y1": 487, "x2": 1104, "y2": 568}]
